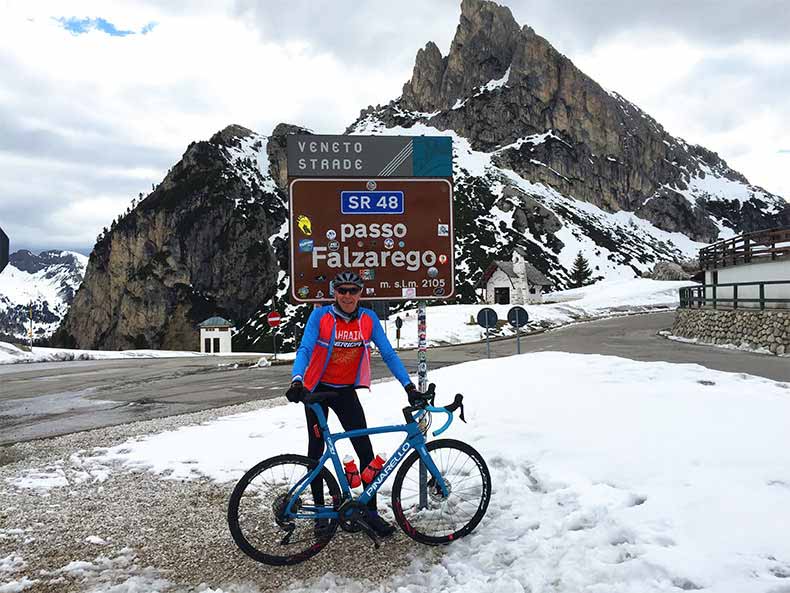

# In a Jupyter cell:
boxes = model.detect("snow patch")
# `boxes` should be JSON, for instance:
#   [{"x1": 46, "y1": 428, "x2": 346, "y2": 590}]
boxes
[
  {"x1": 47, "y1": 352, "x2": 790, "y2": 593},
  {"x1": 451, "y1": 67, "x2": 511, "y2": 109}
]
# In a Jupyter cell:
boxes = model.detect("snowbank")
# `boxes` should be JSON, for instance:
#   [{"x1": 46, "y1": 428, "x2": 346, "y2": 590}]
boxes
[
  {"x1": 385, "y1": 277, "x2": 695, "y2": 348},
  {"x1": 0, "y1": 342, "x2": 270, "y2": 365},
  {"x1": 19, "y1": 352, "x2": 789, "y2": 593}
]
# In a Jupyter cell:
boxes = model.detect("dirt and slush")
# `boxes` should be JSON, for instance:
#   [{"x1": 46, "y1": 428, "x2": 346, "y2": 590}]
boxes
[{"x1": 0, "y1": 398, "x2": 442, "y2": 593}]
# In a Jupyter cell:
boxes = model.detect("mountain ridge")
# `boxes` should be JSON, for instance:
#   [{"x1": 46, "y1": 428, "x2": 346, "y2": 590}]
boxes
[
  {"x1": 50, "y1": 0, "x2": 787, "y2": 351},
  {"x1": 0, "y1": 250, "x2": 88, "y2": 340},
  {"x1": 363, "y1": 0, "x2": 787, "y2": 242}
]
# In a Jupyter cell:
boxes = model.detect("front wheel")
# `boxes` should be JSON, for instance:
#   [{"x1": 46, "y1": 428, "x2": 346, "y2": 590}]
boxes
[
  {"x1": 227, "y1": 454, "x2": 340, "y2": 566},
  {"x1": 391, "y1": 439, "x2": 491, "y2": 545}
]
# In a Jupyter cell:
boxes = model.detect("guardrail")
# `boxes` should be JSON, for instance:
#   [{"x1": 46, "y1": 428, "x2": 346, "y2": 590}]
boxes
[
  {"x1": 700, "y1": 227, "x2": 790, "y2": 270},
  {"x1": 679, "y1": 280, "x2": 790, "y2": 310}
]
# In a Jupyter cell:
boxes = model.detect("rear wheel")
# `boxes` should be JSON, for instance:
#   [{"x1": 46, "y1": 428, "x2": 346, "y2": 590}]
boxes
[
  {"x1": 227, "y1": 454, "x2": 340, "y2": 565},
  {"x1": 391, "y1": 439, "x2": 491, "y2": 545}
]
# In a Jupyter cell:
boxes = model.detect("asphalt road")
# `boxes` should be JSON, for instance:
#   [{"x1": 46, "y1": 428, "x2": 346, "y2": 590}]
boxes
[{"x1": 1, "y1": 311, "x2": 788, "y2": 445}]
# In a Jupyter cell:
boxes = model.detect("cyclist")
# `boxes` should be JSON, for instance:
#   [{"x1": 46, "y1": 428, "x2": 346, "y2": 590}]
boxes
[{"x1": 286, "y1": 270, "x2": 423, "y2": 538}]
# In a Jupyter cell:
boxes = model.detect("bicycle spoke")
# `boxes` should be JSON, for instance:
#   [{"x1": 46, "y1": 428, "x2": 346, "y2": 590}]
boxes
[
  {"x1": 229, "y1": 456, "x2": 340, "y2": 565},
  {"x1": 392, "y1": 442, "x2": 490, "y2": 542}
]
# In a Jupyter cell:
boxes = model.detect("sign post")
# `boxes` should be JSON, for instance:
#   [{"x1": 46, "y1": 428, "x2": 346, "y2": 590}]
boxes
[
  {"x1": 0, "y1": 226, "x2": 8, "y2": 274},
  {"x1": 395, "y1": 316, "x2": 403, "y2": 349},
  {"x1": 507, "y1": 306, "x2": 529, "y2": 354},
  {"x1": 477, "y1": 308, "x2": 498, "y2": 359},
  {"x1": 267, "y1": 311, "x2": 281, "y2": 360},
  {"x1": 417, "y1": 301, "x2": 429, "y2": 508}
]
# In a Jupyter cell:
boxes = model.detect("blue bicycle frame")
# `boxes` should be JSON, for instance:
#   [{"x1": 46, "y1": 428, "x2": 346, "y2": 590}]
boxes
[{"x1": 285, "y1": 403, "x2": 454, "y2": 520}]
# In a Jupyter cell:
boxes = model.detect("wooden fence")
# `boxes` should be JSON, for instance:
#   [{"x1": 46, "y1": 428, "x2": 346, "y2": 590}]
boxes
[{"x1": 700, "y1": 227, "x2": 790, "y2": 270}]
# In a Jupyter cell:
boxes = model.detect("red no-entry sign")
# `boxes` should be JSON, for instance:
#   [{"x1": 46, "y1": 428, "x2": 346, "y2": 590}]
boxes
[{"x1": 267, "y1": 312, "x2": 281, "y2": 328}]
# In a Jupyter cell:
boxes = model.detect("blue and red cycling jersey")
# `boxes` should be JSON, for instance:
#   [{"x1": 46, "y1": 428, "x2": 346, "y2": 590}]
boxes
[{"x1": 291, "y1": 305, "x2": 411, "y2": 392}]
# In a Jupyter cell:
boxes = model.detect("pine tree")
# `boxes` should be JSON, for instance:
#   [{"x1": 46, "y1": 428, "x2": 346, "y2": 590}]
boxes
[{"x1": 570, "y1": 251, "x2": 593, "y2": 288}]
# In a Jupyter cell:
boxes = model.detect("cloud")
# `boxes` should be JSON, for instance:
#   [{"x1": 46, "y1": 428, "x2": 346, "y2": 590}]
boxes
[
  {"x1": 507, "y1": 0, "x2": 790, "y2": 54},
  {"x1": 231, "y1": 0, "x2": 457, "y2": 70},
  {"x1": 0, "y1": 3, "x2": 420, "y2": 253}
]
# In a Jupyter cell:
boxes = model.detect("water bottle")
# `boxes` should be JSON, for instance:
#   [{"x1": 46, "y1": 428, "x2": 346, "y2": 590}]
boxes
[
  {"x1": 342, "y1": 455, "x2": 361, "y2": 488},
  {"x1": 361, "y1": 452, "x2": 387, "y2": 484}
]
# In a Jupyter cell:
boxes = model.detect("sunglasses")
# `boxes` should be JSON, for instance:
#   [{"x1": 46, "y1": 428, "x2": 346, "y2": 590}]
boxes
[{"x1": 335, "y1": 286, "x2": 361, "y2": 295}]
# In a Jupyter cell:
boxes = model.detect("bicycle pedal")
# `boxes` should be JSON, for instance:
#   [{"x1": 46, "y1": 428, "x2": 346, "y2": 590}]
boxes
[
  {"x1": 354, "y1": 519, "x2": 380, "y2": 549},
  {"x1": 279, "y1": 525, "x2": 295, "y2": 545}
]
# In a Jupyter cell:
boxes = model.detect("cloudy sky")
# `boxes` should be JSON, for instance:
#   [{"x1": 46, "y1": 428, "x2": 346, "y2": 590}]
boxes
[{"x1": 1, "y1": 0, "x2": 788, "y2": 255}]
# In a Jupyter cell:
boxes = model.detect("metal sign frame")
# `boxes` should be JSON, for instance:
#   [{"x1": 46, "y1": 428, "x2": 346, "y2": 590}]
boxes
[
  {"x1": 288, "y1": 177, "x2": 455, "y2": 303},
  {"x1": 287, "y1": 135, "x2": 452, "y2": 178}
]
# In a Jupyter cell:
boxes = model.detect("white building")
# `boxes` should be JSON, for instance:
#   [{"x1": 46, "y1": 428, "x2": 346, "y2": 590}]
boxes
[
  {"x1": 199, "y1": 316, "x2": 235, "y2": 353},
  {"x1": 479, "y1": 252, "x2": 551, "y2": 304},
  {"x1": 700, "y1": 227, "x2": 790, "y2": 309}
]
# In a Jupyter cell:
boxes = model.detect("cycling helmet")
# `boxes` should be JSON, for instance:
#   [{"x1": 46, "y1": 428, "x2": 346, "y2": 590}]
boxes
[{"x1": 333, "y1": 271, "x2": 364, "y2": 288}]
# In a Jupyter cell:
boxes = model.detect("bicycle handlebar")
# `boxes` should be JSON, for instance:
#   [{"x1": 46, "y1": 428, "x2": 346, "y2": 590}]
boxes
[
  {"x1": 302, "y1": 384, "x2": 465, "y2": 437},
  {"x1": 402, "y1": 385, "x2": 466, "y2": 437}
]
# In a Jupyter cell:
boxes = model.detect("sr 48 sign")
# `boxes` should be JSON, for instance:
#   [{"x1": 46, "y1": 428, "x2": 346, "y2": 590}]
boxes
[{"x1": 341, "y1": 191, "x2": 404, "y2": 215}]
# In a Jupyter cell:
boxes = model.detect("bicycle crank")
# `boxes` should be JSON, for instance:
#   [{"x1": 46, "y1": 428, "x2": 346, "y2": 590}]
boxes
[{"x1": 337, "y1": 500, "x2": 380, "y2": 549}]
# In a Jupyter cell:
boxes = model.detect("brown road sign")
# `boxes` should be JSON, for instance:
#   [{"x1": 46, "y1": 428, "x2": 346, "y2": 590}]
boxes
[{"x1": 289, "y1": 178, "x2": 454, "y2": 302}]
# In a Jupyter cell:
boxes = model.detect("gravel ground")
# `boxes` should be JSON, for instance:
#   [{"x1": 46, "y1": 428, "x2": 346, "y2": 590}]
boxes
[{"x1": 0, "y1": 399, "x2": 442, "y2": 592}]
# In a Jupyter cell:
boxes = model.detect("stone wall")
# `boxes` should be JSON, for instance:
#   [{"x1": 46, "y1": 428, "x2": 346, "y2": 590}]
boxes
[{"x1": 673, "y1": 309, "x2": 790, "y2": 355}]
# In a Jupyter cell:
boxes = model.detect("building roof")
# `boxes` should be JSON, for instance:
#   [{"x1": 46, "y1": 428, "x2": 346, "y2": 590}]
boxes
[
  {"x1": 478, "y1": 260, "x2": 552, "y2": 287},
  {"x1": 494, "y1": 261, "x2": 518, "y2": 278},
  {"x1": 199, "y1": 316, "x2": 233, "y2": 328},
  {"x1": 521, "y1": 261, "x2": 551, "y2": 286}
]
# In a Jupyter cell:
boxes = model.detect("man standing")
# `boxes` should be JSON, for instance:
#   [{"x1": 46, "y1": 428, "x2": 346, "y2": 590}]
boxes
[{"x1": 286, "y1": 271, "x2": 422, "y2": 537}]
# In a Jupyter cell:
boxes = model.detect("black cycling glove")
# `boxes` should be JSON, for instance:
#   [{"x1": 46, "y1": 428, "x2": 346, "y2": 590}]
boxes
[
  {"x1": 286, "y1": 380, "x2": 306, "y2": 403},
  {"x1": 405, "y1": 383, "x2": 428, "y2": 406}
]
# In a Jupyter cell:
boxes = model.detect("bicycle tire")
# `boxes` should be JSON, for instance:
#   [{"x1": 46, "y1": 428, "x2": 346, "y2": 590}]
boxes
[
  {"x1": 391, "y1": 439, "x2": 490, "y2": 545},
  {"x1": 227, "y1": 454, "x2": 340, "y2": 566}
]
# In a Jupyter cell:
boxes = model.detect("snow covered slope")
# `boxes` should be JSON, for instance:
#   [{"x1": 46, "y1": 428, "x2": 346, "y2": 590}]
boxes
[
  {"x1": 54, "y1": 124, "x2": 290, "y2": 351},
  {"x1": 15, "y1": 353, "x2": 788, "y2": 592},
  {"x1": 350, "y1": 118, "x2": 706, "y2": 293},
  {"x1": 0, "y1": 250, "x2": 87, "y2": 340}
]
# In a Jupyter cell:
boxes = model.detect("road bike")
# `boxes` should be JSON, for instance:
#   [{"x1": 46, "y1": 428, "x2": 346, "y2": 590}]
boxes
[{"x1": 227, "y1": 384, "x2": 491, "y2": 565}]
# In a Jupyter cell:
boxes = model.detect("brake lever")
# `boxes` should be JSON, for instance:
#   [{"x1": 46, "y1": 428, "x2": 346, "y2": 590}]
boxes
[
  {"x1": 445, "y1": 393, "x2": 467, "y2": 423},
  {"x1": 427, "y1": 382, "x2": 436, "y2": 406}
]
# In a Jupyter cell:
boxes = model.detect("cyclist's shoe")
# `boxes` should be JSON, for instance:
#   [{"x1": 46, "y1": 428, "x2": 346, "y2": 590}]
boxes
[
  {"x1": 365, "y1": 511, "x2": 395, "y2": 538},
  {"x1": 314, "y1": 518, "x2": 331, "y2": 539}
]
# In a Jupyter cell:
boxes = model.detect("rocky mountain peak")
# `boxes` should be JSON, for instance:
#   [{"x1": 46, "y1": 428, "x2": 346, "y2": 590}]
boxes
[
  {"x1": 52, "y1": 124, "x2": 289, "y2": 351},
  {"x1": 267, "y1": 122, "x2": 312, "y2": 191},
  {"x1": 402, "y1": 0, "x2": 521, "y2": 111},
  {"x1": 9, "y1": 250, "x2": 84, "y2": 275},
  {"x1": 383, "y1": 0, "x2": 789, "y2": 242},
  {"x1": 208, "y1": 124, "x2": 256, "y2": 148}
]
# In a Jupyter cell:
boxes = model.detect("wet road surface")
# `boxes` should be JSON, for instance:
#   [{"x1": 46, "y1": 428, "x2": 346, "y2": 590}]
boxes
[{"x1": 1, "y1": 311, "x2": 787, "y2": 444}]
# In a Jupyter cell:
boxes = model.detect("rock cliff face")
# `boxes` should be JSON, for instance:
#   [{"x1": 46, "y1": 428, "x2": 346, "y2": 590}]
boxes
[
  {"x1": 53, "y1": 126, "x2": 289, "y2": 350},
  {"x1": 392, "y1": 0, "x2": 788, "y2": 242}
]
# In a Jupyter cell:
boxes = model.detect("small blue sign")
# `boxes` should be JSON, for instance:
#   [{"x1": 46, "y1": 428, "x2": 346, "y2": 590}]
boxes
[
  {"x1": 298, "y1": 238, "x2": 314, "y2": 252},
  {"x1": 413, "y1": 136, "x2": 452, "y2": 177},
  {"x1": 341, "y1": 191, "x2": 404, "y2": 215}
]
